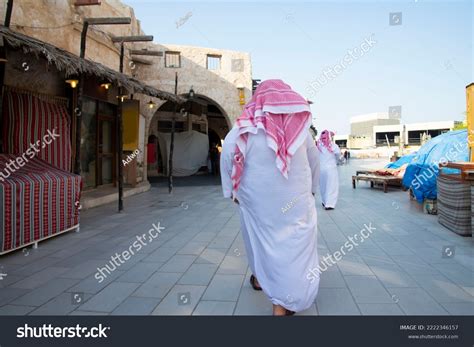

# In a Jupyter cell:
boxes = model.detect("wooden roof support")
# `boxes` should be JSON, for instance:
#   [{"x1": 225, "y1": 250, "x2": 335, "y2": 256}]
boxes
[
  {"x1": 131, "y1": 57, "x2": 153, "y2": 65},
  {"x1": 112, "y1": 35, "x2": 153, "y2": 43},
  {"x1": 130, "y1": 49, "x2": 163, "y2": 57},
  {"x1": 84, "y1": 17, "x2": 131, "y2": 25}
]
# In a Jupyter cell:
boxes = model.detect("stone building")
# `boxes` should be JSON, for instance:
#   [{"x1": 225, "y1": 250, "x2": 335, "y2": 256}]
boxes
[
  {"x1": 133, "y1": 43, "x2": 252, "y2": 177},
  {"x1": 0, "y1": 0, "x2": 252, "y2": 207}
]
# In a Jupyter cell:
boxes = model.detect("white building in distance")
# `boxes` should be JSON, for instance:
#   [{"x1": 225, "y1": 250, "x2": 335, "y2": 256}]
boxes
[
  {"x1": 349, "y1": 112, "x2": 401, "y2": 149},
  {"x1": 334, "y1": 112, "x2": 462, "y2": 157},
  {"x1": 373, "y1": 121, "x2": 461, "y2": 147}
]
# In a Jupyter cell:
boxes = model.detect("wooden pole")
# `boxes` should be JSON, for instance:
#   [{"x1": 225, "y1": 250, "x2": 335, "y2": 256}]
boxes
[
  {"x1": 74, "y1": 21, "x2": 89, "y2": 175},
  {"x1": 117, "y1": 42, "x2": 125, "y2": 212},
  {"x1": 168, "y1": 72, "x2": 178, "y2": 194},
  {"x1": 113, "y1": 35, "x2": 153, "y2": 211},
  {"x1": 74, "y1": 18, "x2": 130, "y2": 175},
  {"x1": 3, "y1": 0, "x2": 14, "y2": 27}
]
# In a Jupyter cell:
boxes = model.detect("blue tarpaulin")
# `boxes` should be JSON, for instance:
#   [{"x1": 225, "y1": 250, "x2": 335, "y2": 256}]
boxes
[
  {"x1": 386, "y1": 152, "x2": 417, "y2": 169},
  {"x1": 402, "y1": 129, "x2": 468, "y2": 202}
]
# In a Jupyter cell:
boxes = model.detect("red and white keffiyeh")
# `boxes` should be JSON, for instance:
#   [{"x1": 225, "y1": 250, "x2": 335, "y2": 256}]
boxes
[
  {"x1": 231, "y1": 79, "x2": 312, "y2": 196},
  {"x1": 316, "y1": 129, "x2": 335, "y2": 153}
]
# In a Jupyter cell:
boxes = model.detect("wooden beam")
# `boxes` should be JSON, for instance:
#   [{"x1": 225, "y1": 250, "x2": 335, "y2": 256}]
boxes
[
  {"x1": 84, "y1": 17, "x2": 131, "y2": 25},
  {"x1": 112, "y1": 35, "x2": 153, "y2": 43},
  {"x1": 74, "y1": 0, "x2": 101, "y2": 6},
  {"x1": 131, "y1": 57, "x2": 153, "y2": 65},
  {"x1": 130, "y1": 49, "x2": 163, "y2": 56}
]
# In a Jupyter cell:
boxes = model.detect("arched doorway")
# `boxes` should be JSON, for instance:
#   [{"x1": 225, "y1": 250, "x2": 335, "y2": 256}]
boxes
[{"x1": 147, "y1": 94, "x2": 230, "y2": 178}]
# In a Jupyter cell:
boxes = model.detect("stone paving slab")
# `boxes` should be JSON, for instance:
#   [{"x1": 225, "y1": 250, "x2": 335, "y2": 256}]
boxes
[
  {"x1": 0, "y1": 159, "x2": 472, "y2": 315},
  {"x1": 151, "y1": 284, "x2": 207, "y2": 315},
  {"x1": 78, "y1": 282, "x2": 140, "y2": 313}
]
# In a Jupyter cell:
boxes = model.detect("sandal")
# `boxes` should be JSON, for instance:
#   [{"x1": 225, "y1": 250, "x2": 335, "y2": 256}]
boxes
[
  {"x1": 250, "y1": 274, "x2": 262, "y2": 291},
  {"x1": 285, "y1": 309, "x2": 295, "y2": 316}
]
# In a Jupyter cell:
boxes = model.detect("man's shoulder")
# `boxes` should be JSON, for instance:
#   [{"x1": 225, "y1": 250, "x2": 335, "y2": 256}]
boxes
[{"x1": 223, "y1": 127, "x2": 239, "y2": 145}]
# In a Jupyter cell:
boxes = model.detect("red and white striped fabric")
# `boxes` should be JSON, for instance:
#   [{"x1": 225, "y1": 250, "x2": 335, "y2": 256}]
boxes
[
  {"x1": 2, "y1": 90, "x2": 72, "y2": 172},
  {"x1": 231, "y1": 79, "x2": 312, "y2": 195},
  {"x1": 0, "y1": 155, "x2": 81, "y2": 254}
]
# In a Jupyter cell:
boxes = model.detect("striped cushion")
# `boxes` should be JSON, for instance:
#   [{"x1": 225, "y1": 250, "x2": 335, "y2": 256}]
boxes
[
  {"x1": 0, "y1": 155, "x2": 81, "y2": 253},
  {"x1": 437, "y1": 176, "x2": 472, "y2": 236},
  {"x1": 2, "y1": 90, "x2": 72, "y2": 172}
]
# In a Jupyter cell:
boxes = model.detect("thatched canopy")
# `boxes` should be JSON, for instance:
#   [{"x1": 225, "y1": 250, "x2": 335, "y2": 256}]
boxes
[{"x1": 0, "y1": 25, "x2": 185, "y2": 104}]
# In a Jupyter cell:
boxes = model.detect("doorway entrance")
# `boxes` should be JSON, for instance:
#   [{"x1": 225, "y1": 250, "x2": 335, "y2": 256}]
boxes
[{"x1": 80, "y1": 97, "x2": 116, "y2": 189}]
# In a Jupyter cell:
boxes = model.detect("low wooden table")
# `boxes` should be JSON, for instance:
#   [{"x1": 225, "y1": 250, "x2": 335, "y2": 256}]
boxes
[
  {"x1": 352, "y1": 173, "x2": 402, "y2": 193},
  {"x1": 440, "y1": 162, "x2": 474, "y2": 181}
]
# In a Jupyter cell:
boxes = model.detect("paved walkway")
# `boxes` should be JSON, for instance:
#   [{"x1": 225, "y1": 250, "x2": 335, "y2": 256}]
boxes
[{"x1": 0, "y1": 159, "x2": 472, "y2": 315}]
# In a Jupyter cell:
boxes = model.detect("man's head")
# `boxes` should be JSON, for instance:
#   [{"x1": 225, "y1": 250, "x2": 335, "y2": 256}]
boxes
[{"x1": 317, "y1": 130, "x2": 335, "y2": 152}]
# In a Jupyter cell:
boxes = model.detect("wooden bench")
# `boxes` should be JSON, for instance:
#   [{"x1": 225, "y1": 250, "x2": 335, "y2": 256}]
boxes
[
  {"x1": 439, "y1": 162, "x2": 474, "y2": 181},
  {"x1": 352, "y1": 173, "x2": 402, "y2": 193}
]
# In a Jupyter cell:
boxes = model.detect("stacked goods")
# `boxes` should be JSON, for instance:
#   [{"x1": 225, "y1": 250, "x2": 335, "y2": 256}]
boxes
[
  {"x1": 402, "y1": 129, "x2": 468, "y2": 203},
  {"x1": 437, "y1": 175, "x2": 472, "y2": 236}
]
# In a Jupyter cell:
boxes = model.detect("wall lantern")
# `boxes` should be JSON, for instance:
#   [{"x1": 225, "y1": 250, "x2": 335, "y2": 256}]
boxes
[
  {"x1": 65, "y1": 79, "x2": 79, "y2": 88},
  {"x1": 116, "y1": 94, "x2": 128, "y2": 102},
  {"x1": 147, "y1": 100, "x2": 156, "y2": 109},
  {"x1": 188, "y1": 87, "x2": 195, "y2": 99},
  {"x1": 101, "y1": 82, "x2": 112, "y2": 90}
]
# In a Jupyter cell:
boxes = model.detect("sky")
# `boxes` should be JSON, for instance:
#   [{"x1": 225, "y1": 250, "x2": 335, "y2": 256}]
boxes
[{"x1": 123, "y1": 0, "x2": 473, "y2": 134}]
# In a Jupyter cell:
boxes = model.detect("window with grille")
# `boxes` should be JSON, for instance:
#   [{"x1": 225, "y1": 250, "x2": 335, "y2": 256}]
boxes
[
  {"x1": 207, "y1": 55, "x2": 221, "y2": 70},
  {"x1": 165, "y1": 52, "x2": 181, "y2": 68}
]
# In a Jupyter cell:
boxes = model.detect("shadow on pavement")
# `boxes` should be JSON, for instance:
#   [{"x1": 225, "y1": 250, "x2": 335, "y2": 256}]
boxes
[{"x1": 149, "y1": 174, "x2": 222, "y2": 187}]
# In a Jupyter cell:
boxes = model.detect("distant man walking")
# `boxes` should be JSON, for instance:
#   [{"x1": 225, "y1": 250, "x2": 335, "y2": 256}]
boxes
[{"x1": 317, "y1": 130, "x2": 341, "y2": 210}]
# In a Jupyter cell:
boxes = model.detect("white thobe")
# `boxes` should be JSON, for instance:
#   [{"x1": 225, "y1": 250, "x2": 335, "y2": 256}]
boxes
[
  {"x1": 319, "y1": 143, "x2": 341, "y2": 208},
  {"x1": 221, "y1": 127, "x2": 320, "y2": 312}
]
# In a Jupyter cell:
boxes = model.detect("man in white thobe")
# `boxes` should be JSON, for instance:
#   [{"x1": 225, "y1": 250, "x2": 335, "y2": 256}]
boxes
[
  {"x1": 220, "y1": 79, "x2": 321, "y2": 315},
  {"x1": 317, "y1": 130, "x2": 341, "y2": 210}
]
